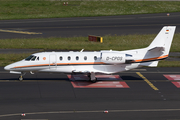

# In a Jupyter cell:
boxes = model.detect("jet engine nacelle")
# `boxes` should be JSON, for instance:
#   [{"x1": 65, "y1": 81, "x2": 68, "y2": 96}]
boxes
[{"x1": 101, "y1": 52, "x2": 126, "y2": 64}]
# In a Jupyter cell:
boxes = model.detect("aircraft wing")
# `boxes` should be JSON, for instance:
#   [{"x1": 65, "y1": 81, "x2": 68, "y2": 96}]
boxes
[
  {"x1": 148, "y1": 46, "x2": 165, "y2": 52},
  {"x1": 72, "y1": 70, "x2": 90, "y2": 74}
]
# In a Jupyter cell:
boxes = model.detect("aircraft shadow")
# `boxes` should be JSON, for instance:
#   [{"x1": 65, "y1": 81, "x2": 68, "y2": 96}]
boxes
[{"x1": 120, "y1": 76, "x2": 143, "y2": 81}]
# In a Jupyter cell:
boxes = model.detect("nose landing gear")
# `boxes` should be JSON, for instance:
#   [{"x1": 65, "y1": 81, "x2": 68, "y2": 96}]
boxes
[{"x1": 19, "y1": 72, "x2": 26, "y2": 81}]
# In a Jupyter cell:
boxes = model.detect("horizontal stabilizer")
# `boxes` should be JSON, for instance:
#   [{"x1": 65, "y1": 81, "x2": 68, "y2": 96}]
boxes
[{"x1": 148, "y1": 47, "x2": 165, "y2": 52}]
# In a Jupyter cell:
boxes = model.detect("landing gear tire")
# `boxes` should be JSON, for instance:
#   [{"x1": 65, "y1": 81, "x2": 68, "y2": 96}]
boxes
[
  {"x1": 19, "y1": 76, "x2": 23, "y2": 81},
  {"x1": 91, "y1": 78, "x2": 97, "y2": 83},
  {"x1": 88, "y1": 72, "x2": 97, "y2": 83},
  {"x1": 88, "y1": 74, "x2": 91, "y2": 81},
  {"x1": 19, "y1": 72, "x2": 26, "y2": 81}
]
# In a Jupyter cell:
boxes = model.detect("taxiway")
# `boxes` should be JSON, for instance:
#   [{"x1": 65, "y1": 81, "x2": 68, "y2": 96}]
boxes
[{"x1": 0, "y1": 67, "x2": 180, "y2": 120}]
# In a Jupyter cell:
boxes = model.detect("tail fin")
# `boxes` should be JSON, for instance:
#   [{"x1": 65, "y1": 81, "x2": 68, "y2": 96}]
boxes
[
  {"x1": 148, "y1": 26, "x2": 176, "y2": 55},
  {"x1": 140, "y1": 26, "x2": 176, "y2": 67}
]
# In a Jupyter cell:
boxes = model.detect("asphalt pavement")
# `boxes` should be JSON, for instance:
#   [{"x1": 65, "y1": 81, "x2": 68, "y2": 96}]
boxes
[
  {"x1": 0, "y1": 13, "x2": 180, "y2": 39},
  {"x1": 0, "y1": 67, "x2": 180, "y2": 120}
]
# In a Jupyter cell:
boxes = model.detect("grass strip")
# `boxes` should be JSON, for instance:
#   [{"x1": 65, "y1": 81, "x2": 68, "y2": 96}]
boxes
[
  {"x1": 0, "y1": 1, "x2": 180, "y2": 20},
  {"x1": 158, "y1": 60, "x2": 180, "y2": 67},
  {"x1": 0, "y1": 53, "x2": 29, "y2": 67},
  {"x1": 0, "y1": 34, "x2": 180, "y2": 52}
]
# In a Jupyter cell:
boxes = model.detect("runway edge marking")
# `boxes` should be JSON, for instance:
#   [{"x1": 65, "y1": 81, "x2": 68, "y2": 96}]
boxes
[{"x1": 136, "y1": 72, "x2": 159, "y2": 91}]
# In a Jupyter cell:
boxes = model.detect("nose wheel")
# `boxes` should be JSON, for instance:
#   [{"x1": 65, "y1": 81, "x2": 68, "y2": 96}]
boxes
[
  {"x1": 19, "y1": 76, "x2": 23, "y2": 81},
  {"x1": 19, "y1": 72, "x2": 26, "y2": 81}
]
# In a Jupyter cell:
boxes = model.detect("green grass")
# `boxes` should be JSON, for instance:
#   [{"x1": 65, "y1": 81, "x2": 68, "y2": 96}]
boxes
[
  {"x1": 0, "y1": 1, "x2": 180, "y2": 20},
  {"x1": 158, "y1": 60, "x2": 180, "y2": 67},
  {"x1": 0, "y1": 53, "x2": 29, "y2": 67},
  {"x1": 0, "y1": 34, "x2": 180, "y2": 52},
  {"x1": 0, "y1": 33, "x2": 180, "y2": 67}
]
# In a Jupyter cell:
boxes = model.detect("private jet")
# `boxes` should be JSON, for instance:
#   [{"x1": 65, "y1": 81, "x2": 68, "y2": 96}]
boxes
[{"x1": 4, "y1": 26, "x2": 176, "y2": 82}]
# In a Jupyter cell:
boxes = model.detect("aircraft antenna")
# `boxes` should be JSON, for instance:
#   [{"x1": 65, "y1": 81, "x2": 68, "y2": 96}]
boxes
[{"x1": 80, "y1": 49, "x2": 84, "y2": 52}]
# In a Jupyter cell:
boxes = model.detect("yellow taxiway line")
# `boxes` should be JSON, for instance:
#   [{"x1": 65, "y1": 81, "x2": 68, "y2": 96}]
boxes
[
  {"x1": 0, "y1": 29, "x2": 42, "y2": 35},
  {"x1": 136, "y1": 72, "x2": 159, "y2": 91}
]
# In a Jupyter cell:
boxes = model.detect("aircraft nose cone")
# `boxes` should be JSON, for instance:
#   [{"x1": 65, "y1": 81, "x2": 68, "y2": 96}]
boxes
[{"x1": 4, "y1": 65, "x2": 12, "y2": 71}]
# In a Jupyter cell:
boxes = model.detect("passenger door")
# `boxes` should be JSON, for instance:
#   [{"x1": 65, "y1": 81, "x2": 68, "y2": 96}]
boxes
[{"x1": 49, "y1": 54, "x2": 57, "y2": 69}]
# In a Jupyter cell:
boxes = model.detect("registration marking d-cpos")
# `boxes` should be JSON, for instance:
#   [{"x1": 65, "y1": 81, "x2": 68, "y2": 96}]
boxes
[
  {"x1": 164, "y1": 75, "x2": 180, "y2": 88},
  {"x1": 68, "y1": 74, "x2": 129, "y2": 88}
]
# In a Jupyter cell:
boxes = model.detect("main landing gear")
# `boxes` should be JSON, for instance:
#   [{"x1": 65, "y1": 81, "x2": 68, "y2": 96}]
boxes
[{"x1": 88, "y1": 72, "x2": 97, "y2": 83}]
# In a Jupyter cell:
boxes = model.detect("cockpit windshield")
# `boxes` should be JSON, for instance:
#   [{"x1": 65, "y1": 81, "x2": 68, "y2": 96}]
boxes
[
  {"x1": 25, "y1": 55, "x2": 38, "y2": 61},
  {"x1": 25, "y1": 55, "x2": 34, "y2": 61}
]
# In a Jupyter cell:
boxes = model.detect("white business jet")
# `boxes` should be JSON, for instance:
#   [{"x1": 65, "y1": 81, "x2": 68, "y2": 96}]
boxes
[{"x1": 4, "y1": 26, "x2": 176, "y2": 82}]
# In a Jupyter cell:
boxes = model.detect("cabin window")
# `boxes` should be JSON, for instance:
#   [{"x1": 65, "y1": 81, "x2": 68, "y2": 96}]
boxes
[
  {"x1": 76, "y1": 56, "x2": 79, "y2": 60},
  {"x1": 84, "y1": 56, "x2": 87, "y2": 60},
  {"x1": 68, "y1": 56, "x2": 71, "y2": 60},
  {"x1": 59, "y1": 56, "x2": 63, "y2": 61},
  {"x1": 94, "y1": 56, "x2": 97, "y2": 60},
  {"x1": 37, "y1": 57, "x2": 39, "y2": 61}
]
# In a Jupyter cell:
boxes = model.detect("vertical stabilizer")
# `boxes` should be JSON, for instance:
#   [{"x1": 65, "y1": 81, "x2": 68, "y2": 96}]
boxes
[
  {"x1": 148, "y1": 26, "x2": 176, "y2": 55},
  {"x1": 140, "y1": 26, "x2": 176, "y2": 67}
]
